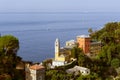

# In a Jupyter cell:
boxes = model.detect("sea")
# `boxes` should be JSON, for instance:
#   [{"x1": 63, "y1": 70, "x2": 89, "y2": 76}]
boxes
[{"x1": 0, "y1": 12, "x2": 120, "y2": 62}]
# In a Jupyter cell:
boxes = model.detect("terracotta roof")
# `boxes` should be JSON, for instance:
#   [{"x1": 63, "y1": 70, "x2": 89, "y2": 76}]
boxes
[{"x1": 30, "y1": 64, "x2": 45, "y2": 70}]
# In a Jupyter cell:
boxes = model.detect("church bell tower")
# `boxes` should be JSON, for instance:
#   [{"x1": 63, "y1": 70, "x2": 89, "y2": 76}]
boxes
[{"x1": 55, "y1": 38, "x2": 60, "y2": 60}]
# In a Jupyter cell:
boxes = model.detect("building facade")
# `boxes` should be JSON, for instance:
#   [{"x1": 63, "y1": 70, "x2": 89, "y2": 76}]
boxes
[
  {"x1": 25, "y1": 64, "x2": 45, "y2": 80},
  {"x1": 65, "y1": 40, "x2": 77, "y2": 47},
  {"x1": 77, "y1": 35, "x2": 91, "y2": 54},
  {"x1": 66, "y1": 66, "x2": 90, "y2": 76},
  {"x1": 76, "y1": 35, "x2": 101, "y2": 55}
]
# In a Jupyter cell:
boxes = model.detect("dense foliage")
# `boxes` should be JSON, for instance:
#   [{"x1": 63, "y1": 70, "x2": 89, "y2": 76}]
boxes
[
  {"x1": 0, "y1": 35, "x2": 24, "y2": 80},
  {"x1": 88, "y1": 22, "x2": 120, "y2": 79},
  {"x1": 90, "y1": 22, "x2": 120, "y2": 44},
  {"x1": 46, "y1": 70, "x2": 74, "y2": 80},
  {"x1": 90, "y1": 22, "x2": 120, "y2": 67},
  {"x1": 0, "y1": 35, "x2": 19, "y2": 55}
]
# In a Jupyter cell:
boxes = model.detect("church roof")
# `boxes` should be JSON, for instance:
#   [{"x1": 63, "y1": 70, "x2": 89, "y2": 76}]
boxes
[{"x1": 30, "y1": 64, "x2": 45, "y2": 70}]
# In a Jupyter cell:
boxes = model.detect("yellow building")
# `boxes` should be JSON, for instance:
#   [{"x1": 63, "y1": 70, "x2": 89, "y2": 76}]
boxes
[{"x1": 52, "y1": 38, "x2": 71, "y2": 67}]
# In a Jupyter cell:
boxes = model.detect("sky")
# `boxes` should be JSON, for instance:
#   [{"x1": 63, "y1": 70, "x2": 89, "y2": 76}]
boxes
[{"x1": 0, "y1": 0, "x2": 120, "y2": 12}]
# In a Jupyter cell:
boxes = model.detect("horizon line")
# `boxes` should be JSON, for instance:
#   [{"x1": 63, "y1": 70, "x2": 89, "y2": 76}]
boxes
[{"x1": 0, "y1": 11, "x2": 119, "y2": 14}]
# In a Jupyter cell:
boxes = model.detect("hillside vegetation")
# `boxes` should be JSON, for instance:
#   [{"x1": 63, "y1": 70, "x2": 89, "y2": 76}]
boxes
[
  {"x1": 88, "y1": 22, "x2": 120, "y2": 79},
  {"x1": 0, "y1": 35, "x2": 24, "y2": 80},
  {"x1": 90, "y1": 22, "x2": 120, "y2": 67}
]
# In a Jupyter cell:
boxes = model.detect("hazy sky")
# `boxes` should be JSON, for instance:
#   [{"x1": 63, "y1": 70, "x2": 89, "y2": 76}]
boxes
[{"x1": 0, "y1": 0, "x2": 119, "y2": 12}]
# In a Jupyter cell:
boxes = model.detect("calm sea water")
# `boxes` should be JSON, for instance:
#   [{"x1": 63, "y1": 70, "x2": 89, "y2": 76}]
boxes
[{"x1": 0, "y1": 12, "x2": 120, "y2": 62}]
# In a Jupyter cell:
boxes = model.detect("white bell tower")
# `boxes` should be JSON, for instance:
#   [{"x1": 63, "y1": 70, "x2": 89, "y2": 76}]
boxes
[
  {"x1": 55, "y1": 38, "x2": 60, "y2": 60},
  {"x1": 55, "y1": 38, "x2": 60, "y2": 54}
]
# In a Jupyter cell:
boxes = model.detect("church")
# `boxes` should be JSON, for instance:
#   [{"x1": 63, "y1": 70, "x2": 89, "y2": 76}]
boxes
[{"x1": 52, "y1": 38, "x2": 73, "y2": 67}]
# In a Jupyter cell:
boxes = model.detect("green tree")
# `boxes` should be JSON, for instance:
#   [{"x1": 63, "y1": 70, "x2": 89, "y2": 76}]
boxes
[
  {"x1": 71, "y1": 47, "x2": 83, "y2": 59},
  {"x1": 88, "y1": 28, "x2": 93, "y2": 34},
  {"x1": 90, "y1": 22, "x2": 120, "y2": 43},
  {"x1": 115, "y1": 29, "x2": 120, "y2": 43},
  {"x1": 111, "y1": 58, "x2": 120, "y2": 68},
  {"x1": 46, "y1": 70, "x2": 73, "y2": 80},
  {"x1": 0, "y1": 35, "x2": 23, "y2": 80},
  {"x1": 0, "y1": 35, "x2": 19, "y2": 55},
  {"x1": 116, "y1": 44, "x2": 120, "y2": 57},
  {"x1": 88, "y1": 22, "x2": 120, "y2": 79},
  {"x1": 78, "y1": 53, "x2": 86, "y2": 66}
]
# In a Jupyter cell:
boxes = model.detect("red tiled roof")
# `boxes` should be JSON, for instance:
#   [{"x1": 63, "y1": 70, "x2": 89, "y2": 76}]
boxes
[{"x1": 30, "y1": 64, "x2": 44, "y2": 70}]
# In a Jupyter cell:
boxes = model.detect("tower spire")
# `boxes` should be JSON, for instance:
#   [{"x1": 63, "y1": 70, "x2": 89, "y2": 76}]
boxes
[{"x1": 55, "y1": 38, "x2": 60, "y2": 54}]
